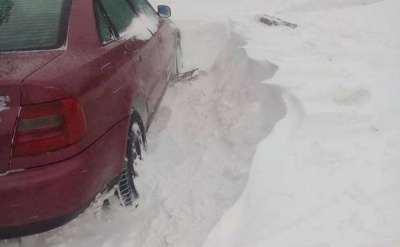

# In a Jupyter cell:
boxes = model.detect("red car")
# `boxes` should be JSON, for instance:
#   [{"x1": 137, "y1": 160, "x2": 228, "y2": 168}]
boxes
[{"x1": 0, "y1": 0, "x2": 180, "y2": 239}]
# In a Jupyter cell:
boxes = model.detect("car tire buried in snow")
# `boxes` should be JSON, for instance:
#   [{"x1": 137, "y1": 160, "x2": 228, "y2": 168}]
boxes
[{"x1": 117, "y1": 111, "x2": 146, "y2": 208}]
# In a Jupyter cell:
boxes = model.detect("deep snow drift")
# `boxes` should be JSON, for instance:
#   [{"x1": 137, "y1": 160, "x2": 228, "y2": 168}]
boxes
[{"x1": 2, "y1": 0, "x2": 399, "y2": 246}]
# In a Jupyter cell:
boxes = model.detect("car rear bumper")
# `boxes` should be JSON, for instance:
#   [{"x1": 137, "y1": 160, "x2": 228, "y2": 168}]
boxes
[
  {"x1": 0, "y1": 200, "x2": 91, "y2": 240},
  {"x1": 0, "y1": 118, "x2": 128, "y2": 239}
]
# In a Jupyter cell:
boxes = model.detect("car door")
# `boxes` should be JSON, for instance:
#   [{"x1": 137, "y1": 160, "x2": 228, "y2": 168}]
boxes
[
  {"x1": 128, "y1": 33, "x2": 164, "y2": 116},
  {"x1": 99, "y1": 0, "x2": 164, "y2": 116},
  {"x1": 82, "y1": 1, "x2": 135, "y2": 138},
  {"x1": 157, "y1": 13, "x2": 179, "y2": 82},
  {"x1": 126, "y1": 0, "x2": 168, "y2": 114}
]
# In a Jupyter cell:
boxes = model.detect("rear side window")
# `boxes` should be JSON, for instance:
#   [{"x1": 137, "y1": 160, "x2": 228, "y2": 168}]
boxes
[
  {"x1": 94, "y1": 3, "x2": 114, "y2": 44},
  {"x1": 0, "y1": 0, "x2": 71, "y2": 52},
  {"x1": 99, "y1": 0, "x2": 135, "y2": 35}
]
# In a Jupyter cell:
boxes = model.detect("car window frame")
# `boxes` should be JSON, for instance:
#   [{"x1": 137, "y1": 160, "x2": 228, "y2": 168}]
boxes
[
  {"x1": 94, "y1": 0, "x2": 161, "y2": 44},
  {"x1": 127, "y1": 0, "x2": 160, "y2": 36},
  {"x1": 93, "y1": 0, "x2": 121, "y2": 46},
  {"x1": 95, "y1": 0, "x2": 141, "y2": 43},
  {"x1": 135, "y1": 0, "x2": 159, "y2": 18}
]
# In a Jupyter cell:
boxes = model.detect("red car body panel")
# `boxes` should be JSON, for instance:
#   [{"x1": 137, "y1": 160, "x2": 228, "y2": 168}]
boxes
[
  {"x1": 0, "y1": 51, "x2": 64, "y2": 173},
  {"x1": 1, "y1": 118, "x2": 128, "y2": 228},
  {"x1": 0, "y1": 0, "x2": 178, "y2": 238}
]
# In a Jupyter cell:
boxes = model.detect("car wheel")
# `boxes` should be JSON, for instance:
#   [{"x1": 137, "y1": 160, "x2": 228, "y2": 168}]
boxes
[{"x1": 117, "y1": 112, "x2": 146, "y2": 207}]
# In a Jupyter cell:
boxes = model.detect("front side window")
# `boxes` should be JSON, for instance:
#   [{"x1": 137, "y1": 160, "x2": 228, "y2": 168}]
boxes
[
  {"x1": 129, "y1": 0, "x2": 158, "y2": 18},
  {"x1": 128, "y1": 0, "x2": 159, "y2": 34},
  {"x1": 97, "y1": 0, "x2": 159, "y2": 40},
  {"x1": 0, "y1": 0, "x2": 71, "y2": 52}
]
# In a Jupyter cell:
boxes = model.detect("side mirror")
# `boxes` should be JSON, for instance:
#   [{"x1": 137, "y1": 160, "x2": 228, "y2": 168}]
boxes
[{"x1": 158, "y1": 5, "x2": 171, "y2": 18}]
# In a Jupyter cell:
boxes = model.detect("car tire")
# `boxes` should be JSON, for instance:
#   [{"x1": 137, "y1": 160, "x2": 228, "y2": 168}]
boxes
[{"x1": 117, "y1": 111, "x2": 146, "y2": 207}]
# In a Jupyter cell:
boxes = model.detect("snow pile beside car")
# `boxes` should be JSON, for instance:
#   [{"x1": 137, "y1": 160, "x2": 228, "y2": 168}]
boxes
[
  {"x1": 134, "y1": 22, "x2": 286, "y2": 247},
  {"x1": 201, "y1": 0, "x2": 400, "y2": 246}
]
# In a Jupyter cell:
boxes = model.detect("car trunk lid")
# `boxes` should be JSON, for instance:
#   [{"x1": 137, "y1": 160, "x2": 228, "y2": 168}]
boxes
[{"x1": 0, "y1": 51, "x2": 63, "y2": 173}]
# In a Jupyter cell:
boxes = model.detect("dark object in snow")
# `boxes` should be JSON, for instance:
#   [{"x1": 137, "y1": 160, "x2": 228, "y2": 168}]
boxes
[
  {"x1": 117, "y1": 113, "x2": 145, "y2": 207},
  {"x1": 177, "y1": 68, "x2": 200, "y2": 82},
  {"x1": 258, "y1": 15, "x2": 298, "y2": 29},
  {"x1": 103, "y1": 199, "x2": 110, "y2": 208}
]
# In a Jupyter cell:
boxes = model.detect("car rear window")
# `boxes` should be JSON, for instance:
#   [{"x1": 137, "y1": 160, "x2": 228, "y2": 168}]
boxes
[{"x1": 0, "y1": 0, "x2": 71, "y2": 52}]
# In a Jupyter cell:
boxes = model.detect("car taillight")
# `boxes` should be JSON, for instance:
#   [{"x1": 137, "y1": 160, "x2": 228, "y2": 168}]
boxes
[{"x1": 12, "y1": 98, "x2": 86, "y2": 157}]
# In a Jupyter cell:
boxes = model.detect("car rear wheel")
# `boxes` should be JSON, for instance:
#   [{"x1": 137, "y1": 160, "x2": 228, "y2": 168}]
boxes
[{"x1": 117, "y1": 112, "x2": 146, "y2": 207}]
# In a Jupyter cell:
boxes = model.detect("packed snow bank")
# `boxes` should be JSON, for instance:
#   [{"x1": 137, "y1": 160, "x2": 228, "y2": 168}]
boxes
[
  {"x1": 202, "y1": 91, "x2": 304, "y2": 247},
  {"x1": 130, "y1": 21, "x2": 286, "y2": 247},
  {"x1": 201, "y1": 0, "x2": 400, "y2": 246}
]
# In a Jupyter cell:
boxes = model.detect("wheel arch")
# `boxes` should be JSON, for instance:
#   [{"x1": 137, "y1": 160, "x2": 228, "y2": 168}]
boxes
[{"x1": 131, "y1": 92, "x2": 148, "y2": 130}]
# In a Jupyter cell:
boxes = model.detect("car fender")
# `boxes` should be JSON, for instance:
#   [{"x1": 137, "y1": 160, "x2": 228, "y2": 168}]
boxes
[{"x1": 131, "y1": 92, "x2": 148, "y2": 130}]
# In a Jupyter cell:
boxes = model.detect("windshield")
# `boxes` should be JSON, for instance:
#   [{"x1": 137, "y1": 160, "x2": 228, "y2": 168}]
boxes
[{"x1": 0, "y1": 0, "x2": 71, "y2": 52}]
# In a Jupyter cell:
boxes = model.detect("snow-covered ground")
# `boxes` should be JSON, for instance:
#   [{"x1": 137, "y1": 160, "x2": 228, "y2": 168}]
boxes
[{"x1": 2, "y1": 0, "x2": 399, "y2": 246}]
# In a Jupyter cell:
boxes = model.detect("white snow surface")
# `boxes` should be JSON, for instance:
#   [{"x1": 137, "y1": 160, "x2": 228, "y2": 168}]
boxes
[
  {"x1": 2, "y1": 0, "x2": 400, "y2": 246},
  {"x1": 121, "y1": 14, "x2": 159, "y2": 40}
]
